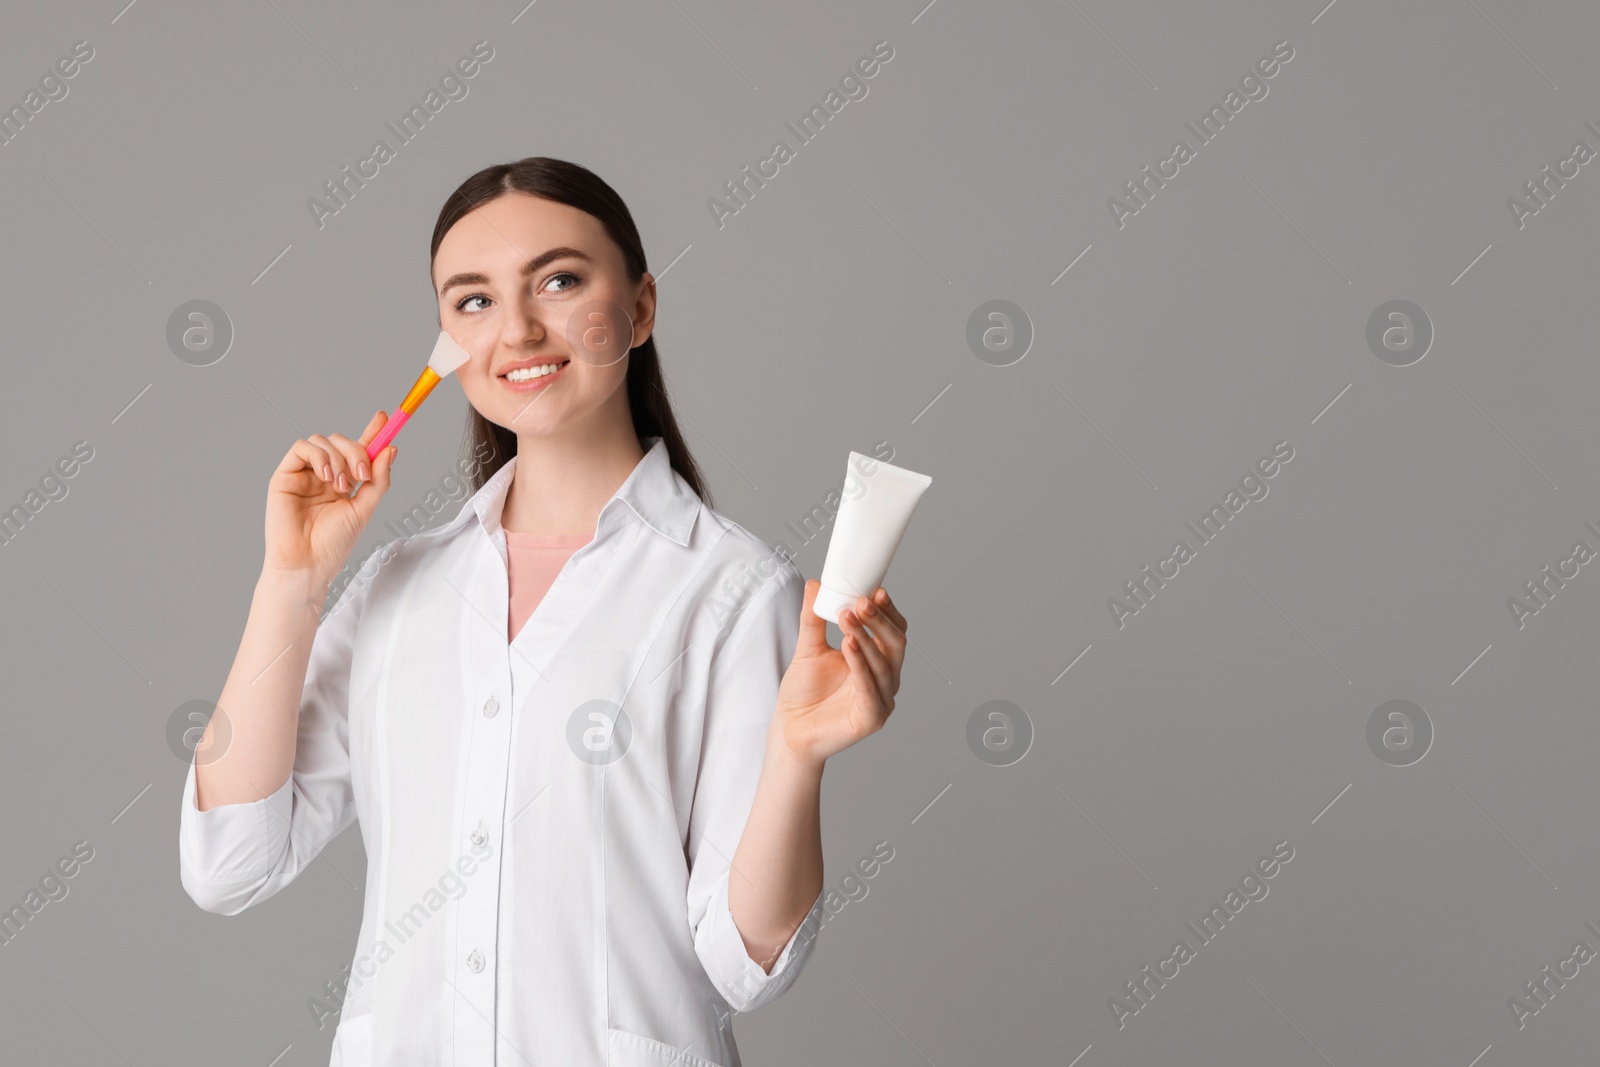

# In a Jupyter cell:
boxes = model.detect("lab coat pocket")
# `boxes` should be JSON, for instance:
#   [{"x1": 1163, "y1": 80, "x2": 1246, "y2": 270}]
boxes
[
  {"x1": 328, "y1": 1010, "x2": 374, "y2": 1066},
  {"x1": 607, "y1": 1026, "x2": 726, "y2": 1067}
]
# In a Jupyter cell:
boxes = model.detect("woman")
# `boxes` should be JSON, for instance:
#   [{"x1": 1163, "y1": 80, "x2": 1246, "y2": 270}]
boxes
[{"x1": 178, "y1": 157, "x2": 909, "y2": 1066}]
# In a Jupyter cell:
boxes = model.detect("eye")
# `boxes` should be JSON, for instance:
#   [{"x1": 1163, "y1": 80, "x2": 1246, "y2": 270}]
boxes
[
  {"x1": 454, "y1": 293, "x2": 491, "y2": 313},
  {"x1": 543, "y1": 271, "x2": 581, "y2": 293}
]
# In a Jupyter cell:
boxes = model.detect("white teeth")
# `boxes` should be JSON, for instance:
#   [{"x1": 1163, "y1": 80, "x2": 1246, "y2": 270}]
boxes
[{"x1": 505, "y1": 362, "x2": 565, "y2": 382}]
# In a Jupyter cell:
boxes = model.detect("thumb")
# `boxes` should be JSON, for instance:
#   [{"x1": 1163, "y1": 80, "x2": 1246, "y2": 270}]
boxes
[
  {"x1": 795, "y1": 579, "x2": 832, "y2": 657},
  {"x1": 349, "y1": 444, "x2": 397, "y2": 524}
]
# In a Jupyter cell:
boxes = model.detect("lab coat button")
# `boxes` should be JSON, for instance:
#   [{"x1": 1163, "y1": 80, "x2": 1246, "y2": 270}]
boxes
[
  {"x1": 483, "y1": 695, "x2": 500, "y2": 718},
  {"x1": 466, "y1": 949, "x2": 484, "y2": 973},
  {"x1": 470, "y1": 827, "x2": 488, "y2": 848}
]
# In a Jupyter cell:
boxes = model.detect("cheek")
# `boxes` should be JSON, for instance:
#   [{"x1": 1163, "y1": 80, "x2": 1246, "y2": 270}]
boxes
[
  {"x1": 558, "y1": 297, "x2": 635, "y2": 365},
  {"x1": 456, "y1": 362, "x2": 500, "y2": 410},
  {"x1": 571, "y1": 356, "x2": 629, "y2": 398},
  {"x1": 544, "y1": 304, "x2": 580, "y2": 349},
  {"x1": 451, "y1": 314, "x2": 499, "y2": 350}
]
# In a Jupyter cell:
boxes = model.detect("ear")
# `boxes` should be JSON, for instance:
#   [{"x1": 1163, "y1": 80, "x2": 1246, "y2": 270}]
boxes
[{"x1": 630, "y1": 272, "x2": 657, "y2": 349}]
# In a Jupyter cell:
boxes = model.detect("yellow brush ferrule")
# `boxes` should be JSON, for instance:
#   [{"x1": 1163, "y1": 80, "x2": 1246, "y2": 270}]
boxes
[{"x1": 398, "y1": 367, "x2": 443, "y2": 414}]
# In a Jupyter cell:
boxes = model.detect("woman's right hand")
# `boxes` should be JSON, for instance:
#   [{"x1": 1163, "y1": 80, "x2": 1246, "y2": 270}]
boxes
[{"x1": 264, "y1": 410, "x2": 398, "y2": 583}]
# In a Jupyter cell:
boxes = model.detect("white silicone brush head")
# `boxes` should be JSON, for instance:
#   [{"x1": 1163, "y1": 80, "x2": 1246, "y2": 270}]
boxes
[{"x1": 427, "y1": 330, "x2": 472, "y2": 376}]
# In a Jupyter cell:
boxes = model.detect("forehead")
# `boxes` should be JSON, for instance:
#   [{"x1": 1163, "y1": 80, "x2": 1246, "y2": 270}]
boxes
[{"x1": 433, "y1": 192, "x2": 616, "y2": 276}]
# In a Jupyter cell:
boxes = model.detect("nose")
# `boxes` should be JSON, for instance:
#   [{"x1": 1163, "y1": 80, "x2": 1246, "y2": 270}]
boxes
[{"x1": 500, "y1": 297, "x2": 549, "y2": 348}]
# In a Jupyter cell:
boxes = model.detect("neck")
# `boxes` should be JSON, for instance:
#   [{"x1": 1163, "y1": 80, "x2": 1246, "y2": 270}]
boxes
[{"x1": 501, "y1": 424, "x2": 646, "y2": 537}]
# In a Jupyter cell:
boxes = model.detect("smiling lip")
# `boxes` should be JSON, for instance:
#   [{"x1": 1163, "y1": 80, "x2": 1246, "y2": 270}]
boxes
[{"x1": 498, "y1": 360, "x2": 571, "y2": 392}]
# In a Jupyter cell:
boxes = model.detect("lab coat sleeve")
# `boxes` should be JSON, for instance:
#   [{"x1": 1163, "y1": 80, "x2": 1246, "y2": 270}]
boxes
[
  {"x1": 179, "y1": 564, "x2": 372, "y2": 915},
  {"x1": 686, "y1": 559, "x2": 827, "y2": 1013}
]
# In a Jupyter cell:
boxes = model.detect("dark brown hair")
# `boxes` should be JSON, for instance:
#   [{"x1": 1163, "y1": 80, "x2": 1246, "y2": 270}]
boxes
[{"x1": 430, "y1": 156, "x2": 713, "y2": 507}]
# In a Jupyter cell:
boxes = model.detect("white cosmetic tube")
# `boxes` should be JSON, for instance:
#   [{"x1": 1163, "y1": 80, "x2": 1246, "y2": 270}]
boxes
[{"x1": 812, "y1": 452, "x2": 932, "y2": 623}]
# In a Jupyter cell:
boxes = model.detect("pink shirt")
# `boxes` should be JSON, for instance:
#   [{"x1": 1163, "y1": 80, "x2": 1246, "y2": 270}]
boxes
[{"x1": 505, "y1": 529, "x2": 592, "y2": 641}]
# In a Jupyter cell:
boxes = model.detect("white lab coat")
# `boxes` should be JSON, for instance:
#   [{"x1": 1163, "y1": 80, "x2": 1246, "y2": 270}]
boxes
[{"x1": 179, "y1": 436, "x2": 825, "y2": 1066}]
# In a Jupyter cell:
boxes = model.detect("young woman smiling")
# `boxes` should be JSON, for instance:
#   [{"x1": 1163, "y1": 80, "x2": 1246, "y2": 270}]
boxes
[{"x1": 179, "y1": 157, "x2": 910, "y2": 1067}]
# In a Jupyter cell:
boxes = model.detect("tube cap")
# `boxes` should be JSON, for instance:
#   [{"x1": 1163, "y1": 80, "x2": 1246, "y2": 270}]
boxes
[{"x1": 811, "y1": 584, "x2": 859, "y2": 624}]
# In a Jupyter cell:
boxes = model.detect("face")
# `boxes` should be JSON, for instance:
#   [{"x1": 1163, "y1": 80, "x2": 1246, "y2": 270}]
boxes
[{"x1": 432, "y1": 192, "x2": 655, "y2": 439}]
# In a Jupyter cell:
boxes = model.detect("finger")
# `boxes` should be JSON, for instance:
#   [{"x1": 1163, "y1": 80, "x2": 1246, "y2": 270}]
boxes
[
  {"x1": 327, "y1": 431, "x2": 372, "y2": 485},
  {"x1": 280, "y1": 439, "x2": 334, "y2": 484},
  {"x1": 854, "y1": 592, "x2": 903, "y2": 649},
  {"x1": 841, "y1": 630, "x2": 890, "y2": 715},
  {"x1": 308, "y1": 434, "x2": 354, "y2": 493},
  {"x1": 836, "y1": 578, "x2": 896, "y2": 636},
  {"x1": 859, "y1": 590, "x2": 906, "y2": 691},
  {"x1": 356, "y1": 410, "x2": 389, "y2": 451},
  {"x1": 841, "y1": 609, "x2": 891, "y2": 704},
  {"x1": 871, "y1": 587, "x2": 907, "y2": 638},
  {"x1": 349, "y1": 443, "x2": 397, "y2": 523},
  {"x1": 846, "y1": 600, "x2": 893, "y2": 663},
  {"x1": 795, "y1": 580, "x2": 832, "y2": 657}
]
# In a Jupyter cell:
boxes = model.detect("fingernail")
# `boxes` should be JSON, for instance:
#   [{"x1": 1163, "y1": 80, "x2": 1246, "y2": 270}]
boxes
[
  {"x1": 864, "y1": 601, "x2": 876, "y2": 615},
  {"x1": 359, "y1": 462, "x2": 370, "y2": 480},
  {"x1": 323, "y1": 464, "x2": 332, "y2": 481}
]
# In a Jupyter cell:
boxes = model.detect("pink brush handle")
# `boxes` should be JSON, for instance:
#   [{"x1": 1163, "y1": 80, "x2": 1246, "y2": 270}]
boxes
[
  {"x1": 348, "y1": 410, "x2": 410, "y2": 500},
  {"x1": 366, "y1": 409, "x2": 410, "y2": 460}
]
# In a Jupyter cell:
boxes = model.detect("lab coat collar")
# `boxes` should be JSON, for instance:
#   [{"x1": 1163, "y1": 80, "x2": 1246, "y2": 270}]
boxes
[{"x1": 425, "y1": 435, "x2": 699, "y2": 547}]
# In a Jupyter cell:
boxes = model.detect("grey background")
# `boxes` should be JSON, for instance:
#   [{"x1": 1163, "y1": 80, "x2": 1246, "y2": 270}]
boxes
[{"x1": 2, "y1": 0, "x2": 1597, "y2": 1063}]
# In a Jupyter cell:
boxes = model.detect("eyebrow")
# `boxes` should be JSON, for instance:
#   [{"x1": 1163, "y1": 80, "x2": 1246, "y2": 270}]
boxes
[{"x1": 436, "y1": 246, "x2": 593, "y2": 297}]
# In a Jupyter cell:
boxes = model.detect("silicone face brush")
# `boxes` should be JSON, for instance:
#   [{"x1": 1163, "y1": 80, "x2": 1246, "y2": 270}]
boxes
[{"x1": 348, "y1": 330, "x2": 472, "y2": 499}]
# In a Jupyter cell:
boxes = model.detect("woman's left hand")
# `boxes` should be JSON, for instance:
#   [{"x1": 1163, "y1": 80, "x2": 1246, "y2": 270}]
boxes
[{"x1": 772, "y1": 580, "x2": 909, "y2": 770}]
